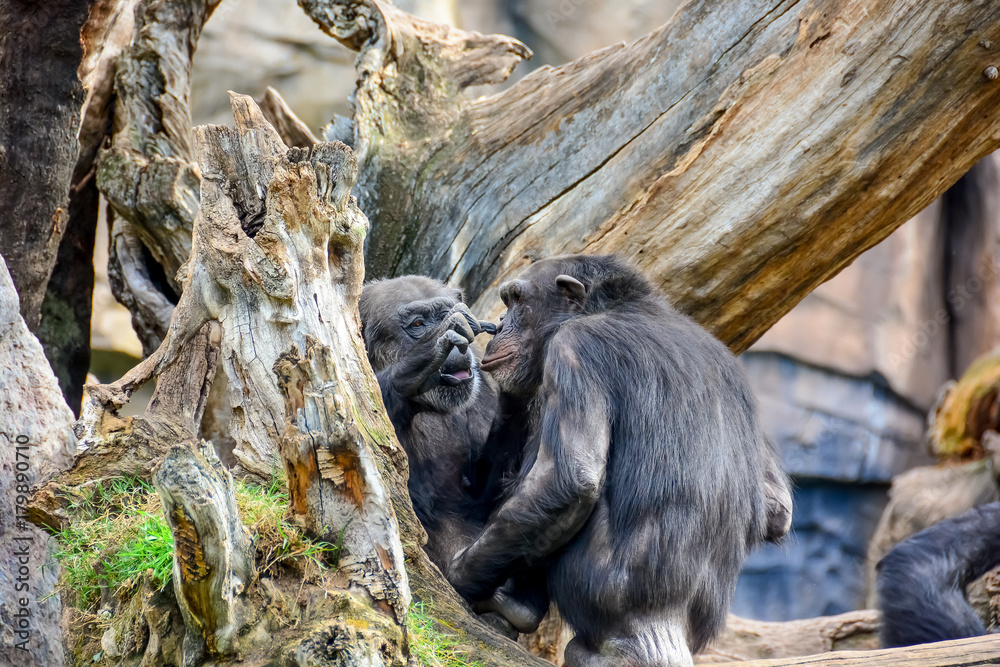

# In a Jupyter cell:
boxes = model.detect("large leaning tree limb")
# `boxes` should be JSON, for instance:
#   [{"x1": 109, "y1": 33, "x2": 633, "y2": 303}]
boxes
[{"x1": 301, "y1": 0, "x2": 1000, "y2": 352}]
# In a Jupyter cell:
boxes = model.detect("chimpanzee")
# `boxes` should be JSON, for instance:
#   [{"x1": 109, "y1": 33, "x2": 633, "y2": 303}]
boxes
[
  {"x1": 446, "y1": 254, "x2": 792, "y2": 667},
  {"x1": 876, "y1": 501, "x2": 1000, "y2": 648},
  {"x1": 358, "y1": 276, "x2": 501, "y2": 568},
  {"x1": 360, "y1": 276, "x2": 548, "y2": 635}
]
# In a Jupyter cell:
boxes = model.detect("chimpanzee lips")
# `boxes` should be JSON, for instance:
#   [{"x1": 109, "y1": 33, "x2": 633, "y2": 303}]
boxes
[
  {"x1": 480, "y1": 352, "x2": 513, "y2": 371},
  {"x1": 440, "y1": 369, "x2": 473, "y2": 385}
]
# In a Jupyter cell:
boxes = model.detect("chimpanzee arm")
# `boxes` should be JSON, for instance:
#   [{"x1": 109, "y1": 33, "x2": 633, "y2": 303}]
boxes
[{"x1": 448, "y1": 331, "x2": 610, "y2": 601}]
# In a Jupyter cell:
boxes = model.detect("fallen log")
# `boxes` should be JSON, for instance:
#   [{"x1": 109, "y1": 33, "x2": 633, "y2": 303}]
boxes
[{"x1": 730, "y1": 633, "x2": 1000, "y2": 666}]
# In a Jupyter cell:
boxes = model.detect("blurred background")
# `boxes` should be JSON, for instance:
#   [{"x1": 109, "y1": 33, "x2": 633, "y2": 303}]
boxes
[{"x1": 90, "y1": 0, "x2": 1000, "y2": 623}]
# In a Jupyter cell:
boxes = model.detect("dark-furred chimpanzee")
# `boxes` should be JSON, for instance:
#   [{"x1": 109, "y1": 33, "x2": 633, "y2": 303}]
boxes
[
  {"x1": 876, "y1": 501, "x2": 1000, "y2": 648},
  {"x1": 360, "y1": 276, "x2": 548, "y2": 635},
  {"x1": 359, "y1": 276, "x2": 501, "y2": 568},
  {"x1": 446, "y1": 255, "x2": 792, "y2": 667}
]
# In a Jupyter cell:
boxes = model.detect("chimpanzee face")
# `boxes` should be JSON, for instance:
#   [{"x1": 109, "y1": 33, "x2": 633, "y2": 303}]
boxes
[
  {"x1": 482, "y1": 259, "x2": 588, "y2": 396},
  {"x1": 396, "y1": 295, "x2": 482, "y2": 411},
  {"x1": 359, "y1": 276, "x2": 481, "y2": 413}
]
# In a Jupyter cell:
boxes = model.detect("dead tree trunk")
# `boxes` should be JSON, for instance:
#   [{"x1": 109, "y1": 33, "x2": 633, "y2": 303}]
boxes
[
  {"x1": 0, "y1": 0, "x2": 94, "y2": 329},
  {"x1": 35, "y1": 93, "x2": 429, "y2": 666},
  {"x1": 301, "y1": 0, "x2": 1000, "y2": 352}
]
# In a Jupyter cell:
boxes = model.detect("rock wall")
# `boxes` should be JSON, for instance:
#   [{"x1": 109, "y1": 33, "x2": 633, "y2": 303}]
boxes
[
  {"x1": 742, "y1": 155, "x2": 1000, "y2": 620},
  {"x1": 0, "y1": 255, "x2": 76, "y2": 667}
]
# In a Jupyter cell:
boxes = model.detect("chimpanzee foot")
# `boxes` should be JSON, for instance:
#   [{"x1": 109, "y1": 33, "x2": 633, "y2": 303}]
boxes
[
  {"x1": 473, "y1": 588, "x2": 545, "y2": 634},
  {"x1": 476, "y1": 611, "x2": 519, "y2": 640}
]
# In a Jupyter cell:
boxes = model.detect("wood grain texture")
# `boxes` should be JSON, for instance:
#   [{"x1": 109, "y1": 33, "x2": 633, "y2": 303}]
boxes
[
  {"x1": 728, "y1": 633, "x2": 1000, "y2": 666},
  {"x1": 153, "y1": 444, "x2": 256, "y2": 663},
  {"x1": 310, "y1": 0, "x2": 1000, "y2": 352},
  {"x1": 275, "y1": 338, "x2": 410, "y2": 622},
  {"x1": 95, "y1": 0, "x2": 217, "y2": 351}
]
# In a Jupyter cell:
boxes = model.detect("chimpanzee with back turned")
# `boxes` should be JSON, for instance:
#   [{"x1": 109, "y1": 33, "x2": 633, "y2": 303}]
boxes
[
  {"x1": 446, "y1": 254, "x2": 792, "y2": 667},
  {"x1": 358, "y1": 276, "x2": 548, "y2": 634}
]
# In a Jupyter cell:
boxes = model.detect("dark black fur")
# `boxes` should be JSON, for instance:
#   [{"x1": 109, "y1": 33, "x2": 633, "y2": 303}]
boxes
[
  {"x1": 359, "y1": 276, "x2": 504, "y2": 567},
  {"x1": 876, "y1": 501, "x2": 1000, "y2": 648},
  {"x1": 447, "y1": 255, "x2": 791, "y2": 666}
]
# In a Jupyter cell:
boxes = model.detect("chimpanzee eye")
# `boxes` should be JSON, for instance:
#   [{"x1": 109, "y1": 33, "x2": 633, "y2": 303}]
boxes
[{"x1": 412, "y1": 319, "x2": 425, "y2": 328}]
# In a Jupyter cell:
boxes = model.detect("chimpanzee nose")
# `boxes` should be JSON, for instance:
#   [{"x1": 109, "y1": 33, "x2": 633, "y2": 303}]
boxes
[{"x1": 440, "y1": 346, "x2": 473, "y2": 385}]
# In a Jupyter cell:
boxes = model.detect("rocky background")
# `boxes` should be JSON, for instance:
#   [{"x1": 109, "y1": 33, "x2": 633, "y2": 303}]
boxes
[{"x1": 89, "y1": 0, "x2": 1000, "y2": 621}]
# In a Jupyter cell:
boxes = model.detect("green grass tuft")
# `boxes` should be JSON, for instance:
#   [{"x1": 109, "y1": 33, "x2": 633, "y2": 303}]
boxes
[
  {"x1": 52, "y1": 474, "x2": 341, "y2": 611},
  {"x1": 408, "y1": 601, "x2": 483, "y2": 667}
]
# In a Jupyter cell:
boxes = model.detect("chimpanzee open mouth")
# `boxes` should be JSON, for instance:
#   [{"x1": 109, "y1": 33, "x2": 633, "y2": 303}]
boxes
[{"x1": 440, "y1": 360, "x2": 474, "y2": 385}]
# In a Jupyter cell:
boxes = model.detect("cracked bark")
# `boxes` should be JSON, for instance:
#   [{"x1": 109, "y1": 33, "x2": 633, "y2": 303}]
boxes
[
  {"x1": 34, "y1": 0, "x2": 141, "y2": 414},
  {"x1": 94, "y1": 0, "x2": 218, "y2": 351},
  {"x1": 0, "y1": 0, "x2": 94, "y2": 329}
]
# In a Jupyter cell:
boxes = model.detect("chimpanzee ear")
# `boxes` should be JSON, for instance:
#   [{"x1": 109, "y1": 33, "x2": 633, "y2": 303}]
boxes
[
  {"x1": 555, "y1": 275, "x2": 588, "y2": 303},
  {"x1": 451, "y1": 288, "x2": 465, "y2": 304}
]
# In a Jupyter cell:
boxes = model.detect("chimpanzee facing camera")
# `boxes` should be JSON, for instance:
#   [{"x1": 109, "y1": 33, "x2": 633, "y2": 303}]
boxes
[
  {"x1": 447, "y1": 254, "x2": 792, "y2": 667},
  {"x1": 359, "y1": 276, "x2": 501, "y2": 568},
  {"x1": 360, "y1": 276, "x2": 546, "y2": 637}
]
